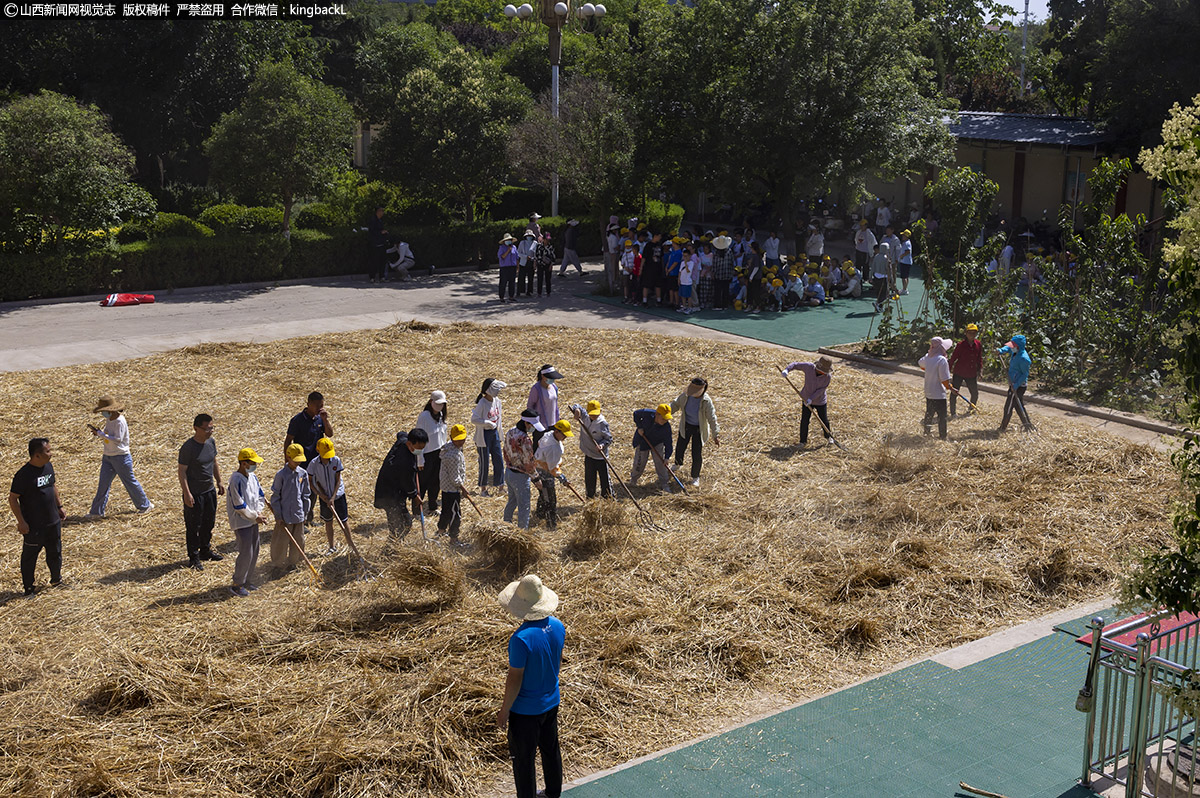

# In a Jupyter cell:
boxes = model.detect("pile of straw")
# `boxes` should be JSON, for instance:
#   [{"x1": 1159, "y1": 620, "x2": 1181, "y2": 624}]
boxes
[{"x1": 0, "y1": 321, "x2": 1180, "y2": 796}]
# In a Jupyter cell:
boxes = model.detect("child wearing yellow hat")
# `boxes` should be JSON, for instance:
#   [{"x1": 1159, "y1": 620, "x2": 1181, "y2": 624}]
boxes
[
  {"x1": 227, "y1": 447, "x2": 271, "y2": 597},
  {"x1": 534, "y1": 419, "x2": 575, "y2": 529},
  {"x1": 437, "y1": 424, "x2": 470, "y2": 548},
  {"x1": 570, "y1": 401, "x2": 614, "y2": 499},
  {"x1": 270, "y1": 443, "x2": 312, "y2": 573},
  {"x1": 630, "y1": 404, "x2": 674, "y2": 491},
  {"x1": 308, "y1": 437, "x2": 347, "y2": 556}
]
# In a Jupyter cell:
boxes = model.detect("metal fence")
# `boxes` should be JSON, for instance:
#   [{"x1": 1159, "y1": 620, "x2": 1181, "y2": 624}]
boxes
[{"x1": 1081, "y1": 614, "x2": 1200, "y2": 797}]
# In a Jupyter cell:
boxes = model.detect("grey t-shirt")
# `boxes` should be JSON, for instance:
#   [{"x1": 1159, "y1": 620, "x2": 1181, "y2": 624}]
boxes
[
  {"x1": 178, "y1": 437, "x2": 217, "y2": 495},
  {"x1": 685, "y1": 396, "x2": 701, "y2": 426}
]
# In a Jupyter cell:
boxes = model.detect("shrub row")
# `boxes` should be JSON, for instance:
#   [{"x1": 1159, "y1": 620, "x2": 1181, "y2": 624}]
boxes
[{"x1": 0, "y1": 202, "x2": 685, "y2": 301}]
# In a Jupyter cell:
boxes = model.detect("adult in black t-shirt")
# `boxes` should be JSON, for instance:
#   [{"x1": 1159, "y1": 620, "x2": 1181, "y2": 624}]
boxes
[
  {"x1": 177, "y1": 413, "x2": 224, "y2": 570},
  {"x1": 367, "y1": 207, "x2": 389, "y2": 283},
  {"x1": 8, "y1": 437, "x2": 65, "y2": 595}
]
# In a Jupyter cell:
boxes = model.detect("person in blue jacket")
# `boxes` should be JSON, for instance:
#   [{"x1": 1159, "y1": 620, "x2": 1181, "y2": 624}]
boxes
[
  {"x1": 997, "y1": 334, "x2": 1035, "y2": 432},
  {"x1": 630, "y1": 403, "x2": 674, "y2": 491}
]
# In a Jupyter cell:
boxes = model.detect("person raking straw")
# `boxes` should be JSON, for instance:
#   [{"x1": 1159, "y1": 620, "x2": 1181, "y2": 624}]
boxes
[
  {"x1": 534, "y1": 420, "x2": 575, "y2": 530},
  {"x1": 997, "y1": 334, "x2": 1035, "y2": 432},
  {"x1": 918, "y1": 337, "x2": 955, "y2": 440},
  {"x1": 570, "y1": 400, "x2": 614, "y2": 499},
  {"x1": 437, "y1": 424, "x2": 471, "y2": 549},
  {"x1": 226, "y1": 447, "x2": 272, "y2": 597},
  {"x1": 781, "y1": 357, "x2": 835, "y2": 448}
]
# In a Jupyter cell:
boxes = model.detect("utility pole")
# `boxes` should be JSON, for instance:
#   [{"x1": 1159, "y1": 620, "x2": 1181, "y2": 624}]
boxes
[{"x1": 1020, "y1": 0, "x2": 1030, "y2": 96}]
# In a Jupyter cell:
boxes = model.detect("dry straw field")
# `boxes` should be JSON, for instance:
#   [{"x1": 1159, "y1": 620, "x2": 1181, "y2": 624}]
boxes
[{"x1": 0, "y1": 321, "x2": 1180, "y2": 797}]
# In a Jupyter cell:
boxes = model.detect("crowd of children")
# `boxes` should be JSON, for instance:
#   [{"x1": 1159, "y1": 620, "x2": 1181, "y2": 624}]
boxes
[{"x1": 603, "y1": 217, "x2": 882, "y2": 314}]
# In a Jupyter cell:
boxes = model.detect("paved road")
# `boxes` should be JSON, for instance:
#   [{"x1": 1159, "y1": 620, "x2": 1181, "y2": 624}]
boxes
[{"x1": 0, "y1": 268, "x2": 781, "y2": 373}]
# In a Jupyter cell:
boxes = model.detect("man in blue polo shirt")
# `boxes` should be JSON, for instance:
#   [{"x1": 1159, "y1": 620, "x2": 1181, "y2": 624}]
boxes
[
  {"x1": 285, "y1": 391, "x2": 333, "y2": 464},
  {"x1": 497, "y1": 574, "x2": 566, "y2": 798}
]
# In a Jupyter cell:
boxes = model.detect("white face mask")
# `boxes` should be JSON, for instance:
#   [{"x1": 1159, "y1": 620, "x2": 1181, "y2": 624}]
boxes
[
  {"x1": 100, "y1": 411, "x2": 114, "y2": 420},
  {"x1": 246, "y1": 464, "x2": 257, "y2": 473}
]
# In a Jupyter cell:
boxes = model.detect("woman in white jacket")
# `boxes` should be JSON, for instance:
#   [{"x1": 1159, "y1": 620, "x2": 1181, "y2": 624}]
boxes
[
  {"x1": 471, "y1": 378, "x2": 506, "y2": 496},
  {"x1": 669, "y1": 377, "x2": 720, "y2": 487},
  {"x1": 415, "y1": 390, "x2": 449, "y2": 513}
]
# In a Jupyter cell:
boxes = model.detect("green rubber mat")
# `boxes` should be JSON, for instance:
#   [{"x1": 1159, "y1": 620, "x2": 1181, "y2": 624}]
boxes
[
  {"x1": 579, "y1": 269, "x2": 930, "y2": 351},
  {"x1": 567, "y1": 612, "x2": 1107, "y2": 797}
]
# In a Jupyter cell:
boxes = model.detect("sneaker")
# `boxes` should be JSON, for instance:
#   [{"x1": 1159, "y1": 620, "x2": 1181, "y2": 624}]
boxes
[
  {"x1": 668, "y1": 462, "x2": 679, "y2": 472},
  {"x1": 85, "y1": 513, "x2": 103, "y2": 521},
  {"x1": 199, "y1": 549, "x2": 223, "y2": 562},
  {"x1": 138, "y1": 502, "x2": 155, "y2": 514},
  {"x1": 22, "y1": 586, "x2": 36, "y2": 597},
  {"x1": 189, "y1": 557, "x2": 204, "y2": 571},
  {"x1": 50, "y1": 579, "x2": 68, "y2": 589},
  {"x1": 245, "y1": 583, "x2": 260, "y2": 591},
  {"x1": 323, "y1": 546, "x2": 338, "y2": 557},
  {"x1": 228, "y1": 585, "x2": 250, "y2": 598},
  {"x1": 899, "y1": 289, "x2": 909, "y2": 295},
  {"x1": 691, "y1": 478, "x2": 700, "y2": 487},
  {"x1": 479, "y1": 487, "x2": 490, "y2": 497}
]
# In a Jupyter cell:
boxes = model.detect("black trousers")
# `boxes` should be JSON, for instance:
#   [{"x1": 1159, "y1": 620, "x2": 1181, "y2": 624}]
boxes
[
  {"x1": 800, "y1": 403, "x2": 831, "y2": 445},
  {"x1": 370, "y1": 245, "x2": 388, "y2": 281},
  {"x1": 713, "y1": 279, "x2": 731, "y2": 309},
  {"x1": 183, "y1": 488, "x2": 217, "y2": 558},
  {"x1": 518, "y1": 263, "x2": 535, "y2": 295},
  {"x1": 382, "y1": 500, "x2": 414, "y2": 539},
  {"x1": 950, "y1": 375, "x2": 979, "y2": 415},
  {"x1": 924, "y1": 398, "x2": 948, "y2": 439},
  {"x1": 419, "y1": 449, "x2": 441, "y2": 511},
  {"x1": 534, "y1": 469, "x2": 558, "y2": 528},
  {"x1": 1001, "y1": 385, "x2": 1033, "y2": 430},
  {"x1": 21, "y1": 522, "x2": 62, "y2": 591},
  {"x1": 499, "y1": 266, "x2": 517, "y2": 299},
  {"x1": 437, "y1": 492, "x2": 462, "y2": 540},
  {"x1": 537, "y1": 264, "x2": 553, "y2": 296},
  {"x1": 675, "y1": 423, "x2": 703, "y2": 479},
  {"x1": 584, "y1": 456, "x2": 612, "y2": 499},
  {"x1": 508, "y1": 706, "x2": 562, "y2": 798}
]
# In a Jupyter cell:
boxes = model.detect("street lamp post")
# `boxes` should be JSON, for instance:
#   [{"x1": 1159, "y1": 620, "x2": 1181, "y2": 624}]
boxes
[{"x1": 504, "y1": 0, "x2": 606, "y2": 217}]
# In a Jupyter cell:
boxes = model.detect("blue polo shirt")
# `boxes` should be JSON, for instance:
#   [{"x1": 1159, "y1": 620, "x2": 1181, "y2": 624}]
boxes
[
  {"x1": 666, "y1": 248, "x2": 683, "y2": 276},
  {"x1": 508, "y1": 616, "x2": 566, "y2": 715},
  {"x1": 287, "y1": 409, "x2": 325, "y2": 462}
]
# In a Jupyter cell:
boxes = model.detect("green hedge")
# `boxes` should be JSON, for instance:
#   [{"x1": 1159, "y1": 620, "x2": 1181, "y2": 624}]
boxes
[{"x1": 0, "y1": 201, "x2": 683, "y2": 301}]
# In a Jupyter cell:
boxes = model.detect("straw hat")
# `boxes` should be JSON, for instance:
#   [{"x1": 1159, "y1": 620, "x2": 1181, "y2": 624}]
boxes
[
  {"x1": 93, "y1": 396, "x2": 124, "y2": 413},
  {"x1": 499, "y1": 233, "x2": 515, "y2": 244},
  {"x1": 498, "y1": 574, "x2": 559, "y2": 620},
  {"x1": 712, "y1": 235, "x2": 732, "y2": 250}
]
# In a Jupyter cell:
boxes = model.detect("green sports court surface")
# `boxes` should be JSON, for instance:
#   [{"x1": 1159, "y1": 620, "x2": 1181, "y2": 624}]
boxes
[
  {"x1": 582, "y1": 269, "x2": 929, "y2": 351},
  {"x1": 566, "y1": 611, "x2": 1103, "y2": 797}
]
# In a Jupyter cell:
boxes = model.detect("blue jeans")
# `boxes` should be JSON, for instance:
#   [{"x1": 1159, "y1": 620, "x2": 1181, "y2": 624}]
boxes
[
  {"x1": 478, "y1": 429, "x2": 504, "y2": 487},
  {"x1": 90, "y1": 453, "x2": 151, "y2": 515},
  {"x1": 504, "y1": 469, "x2": 531, "y2": 529}
]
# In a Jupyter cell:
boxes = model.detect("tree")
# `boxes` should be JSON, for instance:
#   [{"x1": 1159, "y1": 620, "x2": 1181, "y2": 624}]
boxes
[
  {"x1": 0, "y1": 90, "x2": 154, "y2": 253},
  {"x1": 1124, "y1": 95, "x2": 1200, "y2": 614},
  {"x1": 370, "y1": 39, "x2": 530, "y2": 222},
  {"x1": 598, "y1": 0, "x2": 954, "y2": 249},
  {"x1": 509, "y1": 77, "x2": 637, "y2": 288},
  {"x1": 205, "y1": 60, "x2": 354, "y2": 236},
  {"x1": 0, "y1": 21, "x2": 323, "y2": 189}
]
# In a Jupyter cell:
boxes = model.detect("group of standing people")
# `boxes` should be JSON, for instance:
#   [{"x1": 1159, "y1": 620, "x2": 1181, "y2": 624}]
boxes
[{"x1": 497, "y1": 214, "x2": 562, "y2": 301}]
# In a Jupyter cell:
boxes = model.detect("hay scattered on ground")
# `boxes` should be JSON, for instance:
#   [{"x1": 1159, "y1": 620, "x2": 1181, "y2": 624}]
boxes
[{"x1": 0, "y1": 321, "x2": 1181, "y2": 797}]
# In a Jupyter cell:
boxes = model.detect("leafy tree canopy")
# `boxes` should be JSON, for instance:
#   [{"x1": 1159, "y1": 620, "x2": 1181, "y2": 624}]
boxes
[
  {"x1": 0, "y1": 90, "x2": 154, "y2": 253},
  {"x1": 205, "y1": 60, "x2": 355, "y2": 234}
]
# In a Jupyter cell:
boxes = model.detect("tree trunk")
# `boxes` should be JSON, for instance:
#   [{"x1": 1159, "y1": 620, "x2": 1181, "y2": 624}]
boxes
[{"x1": 465, "y1": 194, "x2": 476, "y2": 225}]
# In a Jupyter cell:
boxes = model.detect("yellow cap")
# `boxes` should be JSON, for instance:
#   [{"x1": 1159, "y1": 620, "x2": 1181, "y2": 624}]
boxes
[
  {"x1": 553, "y1": 419, "x2": 574, "y2": 437},
  {"x1": 449, "y1": 423, "x2": 468, "y2": 441},
  {"x1": 772, "y1": 278, "x2": 783, "y2": 287},
  {"x1": 237, "y1": 447, "x2": 264, "y2": 464},
  {"x1": 285, "y1": 443, "x2": 307, "y2": 462},
  {"x1": 655, "y1": 403, "x2": 673, "y2": 421},
  {"x1": 965, "y1": 323, "x2": 979, "y2": 331},
  {"x1": 734, "y1": 300, "x2": 744, "y2": 310},
  {"x1": 316, "y1": 437, "x2": 336, "y2": 459},
  {"x1": 624, "y1": 240, "x2": 634, "y2": 247},
  {"x1": 586, "y1": 399, "x2": 602, "y2": 416}
]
